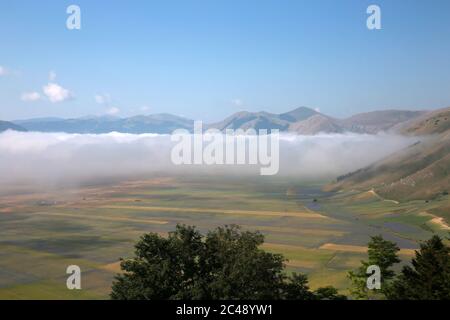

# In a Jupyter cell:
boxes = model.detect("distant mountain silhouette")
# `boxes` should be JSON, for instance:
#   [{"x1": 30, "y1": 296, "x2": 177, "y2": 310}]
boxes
[
  {"x1": 13, "y1": 114, "x2": 193, "y2": 134},
  {"x1": 0, "y1": 120, "x2": 26, "y2": 132},
  {"x1": 9, "y1": 107, "x2": 427, "y2": 134},
  {"x1": 208, "y1": 107, "x2": 424, "y2": 134}
]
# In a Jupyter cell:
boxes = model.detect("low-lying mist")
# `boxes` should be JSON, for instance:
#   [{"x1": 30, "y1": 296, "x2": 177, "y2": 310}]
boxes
[{"x1": 0, "y1": 130, "x2": 417, "y2": 189}]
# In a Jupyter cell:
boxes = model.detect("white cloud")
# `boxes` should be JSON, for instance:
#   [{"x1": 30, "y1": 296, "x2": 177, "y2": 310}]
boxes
[
  {"x1": 314, "y1": 108, "x2": 321, "y2": 113},
  {"x1": 43, "y1": 82, "x2": 73, "y2": 103},
  {"x1": 231, "y1": 98, "x2": 243, "y2": 107},
  {"x1": 21, "y1": 92, "x2": 41, "y2": 102},
  {"x1": 95, "y1": 93, "x2": 111, "y2": 105},
  {"x1": 140, "y1": 105, "x2": 150, "y2": 112},
  {"x1": 106, "y1": 107, "x2": 120, "y2": 115}
]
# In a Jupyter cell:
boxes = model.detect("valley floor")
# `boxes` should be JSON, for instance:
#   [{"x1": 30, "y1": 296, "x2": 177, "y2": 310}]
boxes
[{"x1": 0, "y1": 176, "x2": 448, "y2": 299}]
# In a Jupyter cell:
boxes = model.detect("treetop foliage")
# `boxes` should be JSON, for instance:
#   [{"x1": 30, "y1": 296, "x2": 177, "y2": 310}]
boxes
[{"x1": 111, "y1": 224, "x2": 345, "y2": 300}]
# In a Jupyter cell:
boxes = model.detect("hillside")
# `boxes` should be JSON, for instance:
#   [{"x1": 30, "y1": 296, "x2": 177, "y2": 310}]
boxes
[
  {"x1": 289, "y1": 114, "x2": 343, "y2": 134},
  {"x1": 0, "y1": 120, "x2": 26, "y2": 132},
  {"x1": 207, "y1": 111, "x2": 290, "y2": 131},
  {"x1": 207, "y1": 107, "x2": 319, "y2": 132},
  {"x1": 208, "y1": 107, "x2": 423, "y2": 135},
  {"x1": 327, "y1": 107, "x2": 450, "y2": 201},
  {"x1": 400, "y1": 108, "x2": 450, "y2": 135},
  {"x1": 339, "y1": 110, "x2": 426, "y2": 134}
]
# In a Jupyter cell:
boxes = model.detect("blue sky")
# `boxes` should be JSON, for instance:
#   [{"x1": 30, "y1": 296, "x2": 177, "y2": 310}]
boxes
[{"x1": 1, "y1": 0, "x2": 450, "y2": 121}]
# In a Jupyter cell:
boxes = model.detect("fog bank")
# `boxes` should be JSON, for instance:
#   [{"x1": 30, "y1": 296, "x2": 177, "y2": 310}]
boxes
[{"x1": 0, "y1": 130, "x2": 417, "y2": 188}]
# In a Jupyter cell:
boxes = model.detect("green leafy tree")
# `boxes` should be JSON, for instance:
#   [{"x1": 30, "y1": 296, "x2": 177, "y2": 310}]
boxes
[
  {"x1": 200, "y1": 225, "x2": 286, "y2": 299},
  {"x1": 111, "y1": 224, "x2": 345, "y2": 300},
  {"x1": 282, "y1": 273, "x2": 315, "y2": 300},
  {"x1": 348, "y1": 235, "x2": 400, "y2": 299},
  {"x1": 314, "y1": 286, "x2": 347, "y2": 300},
  {"x1": 386, "y1": 235, "x2": 450, "y2": 300},
  {"x1": 110, "y1": 225, "x2": 205, "y2": 299}
]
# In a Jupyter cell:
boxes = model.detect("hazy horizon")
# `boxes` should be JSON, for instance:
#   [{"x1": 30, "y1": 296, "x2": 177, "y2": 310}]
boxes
[{"x1": 5, "y1": 105, "x2": 439, "y2": 123}]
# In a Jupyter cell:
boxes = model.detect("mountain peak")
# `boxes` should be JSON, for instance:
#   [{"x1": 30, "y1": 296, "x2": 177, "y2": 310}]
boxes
[{"x1": 279, "y1": 106, "x2": 319, "y2": 122}]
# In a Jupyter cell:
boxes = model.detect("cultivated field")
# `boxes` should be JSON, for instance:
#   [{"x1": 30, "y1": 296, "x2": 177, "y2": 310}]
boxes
[{"x1": 0, "y1": 176, "x2": 448, "y2": 299}]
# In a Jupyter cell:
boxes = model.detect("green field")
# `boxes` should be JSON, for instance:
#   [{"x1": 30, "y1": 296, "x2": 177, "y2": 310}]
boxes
[{"x1": 0, "y1": 175, "x2": 449, "y2": 299}]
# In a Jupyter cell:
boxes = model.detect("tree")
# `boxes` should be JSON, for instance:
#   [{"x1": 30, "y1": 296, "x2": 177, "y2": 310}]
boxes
[
  {"x1": 386, "y1": 235, "x2": 450, "y2": 300},
  {"x1": 111, "y1": 224, "x2": 346, "y2": 300},
  {"x1": 282, "y1": 273, "x2": 315, "y2": 300},
  {"x1": 110, "y1": 225, "x2": 205, "y2": 300},
  {"x1": 348, "y1": 235, "x2": 400, "y2": 299},
  {"x1": 314, "y1": 286, "x2": 347, "y2": 300}
]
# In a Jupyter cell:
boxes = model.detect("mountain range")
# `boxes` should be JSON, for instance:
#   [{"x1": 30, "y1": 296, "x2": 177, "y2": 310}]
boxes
[
  {"x1": 0, "y1": 120, "x2": 26, "y2": 132},
  {"x1": 3, "y1": 107, "x2": 427, "y2": 135},
  {"x1": 10, "y1": 114, "x2": 193, "y2": 134},
  {"x1": 207, "y1": 108, "x2": 426, "y2": 135}
]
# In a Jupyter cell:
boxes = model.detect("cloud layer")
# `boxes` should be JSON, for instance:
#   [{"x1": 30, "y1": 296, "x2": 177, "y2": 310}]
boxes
[{"x1": 0, "y1": 131, "x2": 416, "y2": 189}]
